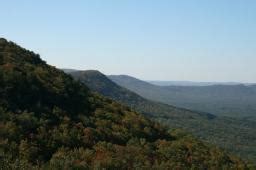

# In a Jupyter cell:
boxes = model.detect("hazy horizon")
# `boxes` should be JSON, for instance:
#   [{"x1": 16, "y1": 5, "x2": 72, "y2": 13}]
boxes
[
  {"x1": 1, "y1": 0, "x2": 256, "y2": 82},
  {"x1": 62, "y1": 68, "x2": 256, "y2": 84}
]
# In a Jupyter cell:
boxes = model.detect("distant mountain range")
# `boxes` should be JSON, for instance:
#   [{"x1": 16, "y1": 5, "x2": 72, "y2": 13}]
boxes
[
  {"x1": 109, "y1": 75, "x2": 256, "y2": 118},
  {"x1": 148, "y1": 80, "x2": 256, "y2": 86},
  {"x1": 66, "y1": 69, "x2": 256, "y2": 163}
]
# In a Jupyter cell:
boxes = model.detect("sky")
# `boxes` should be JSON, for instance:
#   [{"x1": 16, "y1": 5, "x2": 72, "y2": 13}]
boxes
[{"x1": 1, "y1": 0, "x2": 256, "y2": 83}]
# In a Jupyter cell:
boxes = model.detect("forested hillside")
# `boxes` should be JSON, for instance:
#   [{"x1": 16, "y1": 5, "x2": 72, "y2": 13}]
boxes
[
  {"x1": 69, "y1": 70, "x2": 256, "y2": 164},
  {"x1": 0, "y1": 38, "x2": 250, "y2": 169}
]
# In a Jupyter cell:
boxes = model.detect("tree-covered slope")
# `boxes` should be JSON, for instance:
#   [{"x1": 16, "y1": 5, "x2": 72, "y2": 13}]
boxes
[
  {"x1": 109, "y1": 75, "x2": 256, "y2": 118},
  {"x1": 0, "y1": 38, "x2": 250, "y2": 169},
  {"x1": 70, "y1": 70, "x2": 256, "y2": 164},
  {"x1": 69, "y1": 70, "x2": 146, "y2": 107}
]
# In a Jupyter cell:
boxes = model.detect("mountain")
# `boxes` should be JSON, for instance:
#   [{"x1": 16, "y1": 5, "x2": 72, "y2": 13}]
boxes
[
  {"x1": 0, "y1": 38, "x2": 249, "y2": 169},
  {"x1": 68, "y1": 70, "x2": 256, "y2": 164},
  {"x1": 109, "y1": 75, "x2": 256, "y2": 118},
  {"x1": 68, "y1": 70, "x2": 146, "y2": 107}
]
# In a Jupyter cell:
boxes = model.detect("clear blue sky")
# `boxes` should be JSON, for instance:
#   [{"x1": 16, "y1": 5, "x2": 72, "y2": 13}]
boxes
[{"x1": 1, "y1": 0, "x2": 256, "y2": 82}]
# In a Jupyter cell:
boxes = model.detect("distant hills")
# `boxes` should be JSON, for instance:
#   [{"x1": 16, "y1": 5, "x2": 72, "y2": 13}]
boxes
[
  {"x1": 109, "y1": 75, "x2": 256, "y2": 118},
  {"x1": 1, "y1": 38, "x2": 250, "y2": 168},
  {"x1": 61, "y1": 68, "x2": 79, "y2": 73},
  {"x1": 148, "y1": 80, "x2": 255, "y2": 86},
  {"x1": 67, "y1": 70, "x2": 256, "y2": 164},
  {"x1": 68, "y1": 70, "x2": 214, "y2": 119}
]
